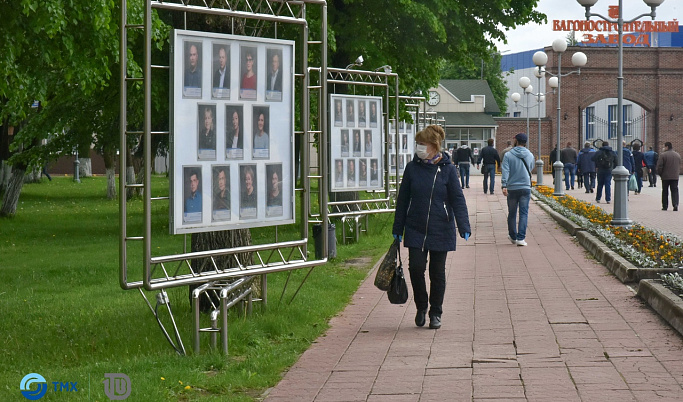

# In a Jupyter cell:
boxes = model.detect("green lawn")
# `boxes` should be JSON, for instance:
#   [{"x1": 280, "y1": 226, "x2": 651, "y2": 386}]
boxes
[{"x1": 0, "y1": 175, "x2": 393, "y2": 400}]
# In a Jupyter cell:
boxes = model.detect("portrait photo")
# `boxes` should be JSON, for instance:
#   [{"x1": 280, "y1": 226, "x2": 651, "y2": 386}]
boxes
[
  {"x1": 239, "y1": 46, "x2": 258, "y2": 100},
  {"x1": 399, "y1": 121, "x2": 405, "y2": 133},
  {"x1": 265, "y1": 48, "x2": 283, "y2": 101},
  {"x1": 266, "y1": 164, "x2": 283, "y2": 216},
  {"x1": 399, "y1": 154, "x2": 405, "y2": 170},
  {"x1": 212, "y1": 43, "x2": 230, "y2": 99},
  {"x1": 197, "y1": 104, "x2": 217, "y2": 160},
  {"x1": 183, "y1": 166, "x2": 203, "y2": 223},
  {"x1": 183, "y1": 41, "x2": 202, "y2": 97},
  {"x1": 402, "y1": 134, "x2": 408, "y2": 150},
  {"x1": 239, "y1": 164, "x2": 258, "y2": 219},
  {"x1": 370, "y1": 158, "x2": 379, "y2": 186},
  {"x1": 358, "y1": 100, "x2": 366, "y2": 127},
  {"x1": 252, "y1": 106, "x2": 270, "y2": 159},
  {"x1": 346, "y1": 159, "x2": 356, "y2": 187},
  {"x1": 340, "y1": 129, "x2": 349, "y2": 157},
  {"x1": 346, "y1": 99, "x2": 355, "y2": 127},
  {"x1": 364, "y1": 129, "x2": 373, "y2": 157},
  {"x1": 352, "y1": 129, "x2": 361, "y2": 157},
  {"x1": 225, "y1": 105, "x2": 244, "y2": 159},
  {"x1": 211, "y1": 165, "x2": 231, "y2": 221},
  {"x1": 359, "y1": 158, "x2": 368, "y2": 186},
  {"x1": 334, "y1": 159, "x2": 344, "y2": 186},
  {"x1": 334, "y1": 99, "x2": 343, "y2": 127},
  {"x1": 369, "y1": 101, "x2": 378, "y2": 128}
]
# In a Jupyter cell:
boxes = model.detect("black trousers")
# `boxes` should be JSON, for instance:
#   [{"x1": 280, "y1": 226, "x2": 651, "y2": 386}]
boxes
[
  {"x1": 408, "y1": 248, "x2": 448, "y2": 316},
  {"x1": 661, "y1": 179, "x2": 679, "y2": 209}
]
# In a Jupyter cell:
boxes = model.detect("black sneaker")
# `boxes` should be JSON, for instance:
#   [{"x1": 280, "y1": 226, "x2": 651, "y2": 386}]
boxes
[
  {"x1": 415, "y1": 309, "x2": 427, "y2": 327},
  {"x1": 429, "y1": 315, "x2": 441, "y2": 329}
]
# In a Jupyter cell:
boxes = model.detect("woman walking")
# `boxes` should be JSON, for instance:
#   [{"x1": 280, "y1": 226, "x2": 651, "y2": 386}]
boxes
[{"x1": 392, "y1": 125, "x2": 471, "y2": 329}]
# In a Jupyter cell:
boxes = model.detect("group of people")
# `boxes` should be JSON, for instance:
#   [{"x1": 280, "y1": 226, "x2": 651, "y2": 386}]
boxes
[
  {"x1": 550, "y1": 141, "x2": 679, "y2": 210},
  {"x1": 392, "y1": 125, "x2": 681, "y2": 332}
]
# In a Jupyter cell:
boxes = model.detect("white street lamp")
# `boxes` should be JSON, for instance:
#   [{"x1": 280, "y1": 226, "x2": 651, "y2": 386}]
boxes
[
  {"x1": 577, "y1": 0, "x2": 665, "y2": 226},
  {"x1": 532, "y1": 52, "x2": 548, "y2": 186},
  {"x1": 543, "y1": 38, "x2": 587, "y2": 197}
]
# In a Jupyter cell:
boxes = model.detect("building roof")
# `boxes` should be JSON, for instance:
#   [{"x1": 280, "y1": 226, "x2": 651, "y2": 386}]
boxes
[
  {"x1": 440, "y1": 112, "x2": 497, "y2": 127},
  {"x1": 439, "y1": 79, "x2": 501, "y2": 114}
]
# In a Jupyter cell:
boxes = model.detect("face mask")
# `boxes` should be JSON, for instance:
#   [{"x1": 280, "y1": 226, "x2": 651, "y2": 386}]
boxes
[{"x1": 416, "y1": 144, "x2": 430, "y2": 160}]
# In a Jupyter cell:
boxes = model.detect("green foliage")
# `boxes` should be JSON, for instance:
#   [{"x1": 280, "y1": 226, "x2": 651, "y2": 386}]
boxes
[
  {"x1": 327, "y1": 0, "x2": 545, "y2": 95},
  {"x1": 0, "y1": 176, "x2": 393, "y2": 400}
]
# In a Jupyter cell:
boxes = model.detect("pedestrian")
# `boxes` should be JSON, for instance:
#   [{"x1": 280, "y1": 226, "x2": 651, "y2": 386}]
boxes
[
  {"x1": 591, "y1": 141, "x2": 617, "y2": 204},
  {"x1": 501, "y1": 133, "x2": 535, "y2": 247},
  {"x1": 549, "y1": 145, "x2": 558, "y2": 184},
  {"x1": 656, "y1": 141, "x2": 680, "y2": 211},
  {"x1": 41, "y1": 163, "x2": 52, "y2": 181},
  {"x1": 644, "y1": 146, "x2": 659, "y2": 187},
  {"x1": 392, "y1": 125, "x2": 471, "y2": 330},
  {"x1": 455, "y1": 142, "x2": 475, "y2": 188},
  {"x1": 576, "y1": 141, "x2": 596, "y2": 193},
  {"x1": 632, "y1": 143, "x2": 645, "y2": 194},
  {"x1": 476, "y1": 138, "x2": 501, "y2": 195},
  {"x1": 560, "y1": 142, "x2": 578, "y2": 190},
  {"x1": 622, "y1": 140, "x2": 635, "y2": 196}
]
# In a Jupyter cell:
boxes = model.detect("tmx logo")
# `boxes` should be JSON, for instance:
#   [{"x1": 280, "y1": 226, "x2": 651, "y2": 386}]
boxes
[{"x1": 20, "y1": 373, "x2": 77, "y2": 400}]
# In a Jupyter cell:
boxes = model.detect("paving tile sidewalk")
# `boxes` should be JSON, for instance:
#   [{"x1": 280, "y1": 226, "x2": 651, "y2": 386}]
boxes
[{"x1": 265, "y1": 184, "x2": 683, "y2": 401}]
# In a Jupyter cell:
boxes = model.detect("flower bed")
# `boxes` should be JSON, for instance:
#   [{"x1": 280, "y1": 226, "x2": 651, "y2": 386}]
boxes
[{"x1": 533, "y1": 185, "x2": 683, "y2": 269}]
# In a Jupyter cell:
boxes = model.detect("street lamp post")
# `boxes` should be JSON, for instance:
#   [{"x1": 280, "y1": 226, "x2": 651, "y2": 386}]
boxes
[
  {"x1": 576, "y1": 0, "x2": 666, "y2": 226},
  {"x1": 512, "y1": 76, "x2": 549, "y2": 186},
  {"x1": 532, "y1": 51, "x2": 549, "y2": 186},
  {"x1": 539, "y1": 40, "x2": 587, "y2": 196}
]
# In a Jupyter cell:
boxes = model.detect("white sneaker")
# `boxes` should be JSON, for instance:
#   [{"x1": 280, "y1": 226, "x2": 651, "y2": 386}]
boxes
[
  {"x1": 516, "y1": 239, "x2": 528, "y2": 246},
  {"x1": 508, "y1": 235, "x2": 517, "y2": 244}
]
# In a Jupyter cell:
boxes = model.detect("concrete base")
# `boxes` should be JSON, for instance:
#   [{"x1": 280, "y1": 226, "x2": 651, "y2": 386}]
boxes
[{"x1": 637, "y1": 280, "x2": 683, "y2": 337}]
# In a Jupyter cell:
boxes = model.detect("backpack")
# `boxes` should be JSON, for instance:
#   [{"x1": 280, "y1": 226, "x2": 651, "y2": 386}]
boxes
[{"x1": 596, "y1": 151, "x2": 615, "y2": 169}]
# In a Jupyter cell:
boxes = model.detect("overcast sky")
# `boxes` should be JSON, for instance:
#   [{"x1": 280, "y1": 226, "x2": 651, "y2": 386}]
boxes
[{"x1": 496, "y1": 0, "x2": 682, "y2": 54}]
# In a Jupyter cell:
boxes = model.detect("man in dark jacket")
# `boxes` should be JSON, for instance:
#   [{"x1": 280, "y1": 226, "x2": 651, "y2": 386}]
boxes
[
  {"x1": 560, "y1": 142, "x2": 578, "y2": 190},
  {"x1": 455, "y1": 142, "x2": 475, "y2": 188},
  {"x1": 591, "y1": 141, "x2": 617, "y2": 204},
  {"x1": 632, "y1": 143, "x2": 645, "y2": 194},
  {"x1": 576, "y1": 142, "x2": 596, "y2": 193},
  {"x1": 656, "y1": 142, "x2": 681, "y2": 211},
  {"x1": 477, "y1": 138, "x2": 501, "y2": 194},
  {"x1": 644, "y1": 146, "x2": 659, "y2": 187}
]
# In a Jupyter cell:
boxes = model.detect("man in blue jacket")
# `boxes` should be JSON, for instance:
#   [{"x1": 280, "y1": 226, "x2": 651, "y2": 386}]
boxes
[
  {"x1": 501, "y1": 133, "x2": 535, "y2": 247},
  {"x1": 576, "y1": 141, "x2": 596, "y2": 193},
  {"x1": 591, "y1": 141, "x2": 617, "y2": 203}
]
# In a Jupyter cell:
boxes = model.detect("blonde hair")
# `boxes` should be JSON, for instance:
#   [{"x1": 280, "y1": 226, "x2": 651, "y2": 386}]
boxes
[{"x1": 414, "y1": 124, "x2": 445, "y2": 151}]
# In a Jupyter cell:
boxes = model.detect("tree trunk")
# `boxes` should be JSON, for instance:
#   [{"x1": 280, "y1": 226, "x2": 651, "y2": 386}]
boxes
[
  {"x1": 126, "y1": 166, "x2": 136, "y2": 200},
  {"x1": 103, "y1": 149, "x2": 116, "y2": 200},
  {"x1": 0, "y1": 160, "x2": 11, "y2": 194},
  {"x1": 24, "y1": 167, "x2": 41, "y2": 183},
  {"x1": 188, "y1": 229, "x2": 255, "y2": 311},
  {"x1": 78, "y1": 157, "x2": 92, "y2": 178},
  {"x1": 1, "y1": 166, "x2": 26, "y2": 217}
]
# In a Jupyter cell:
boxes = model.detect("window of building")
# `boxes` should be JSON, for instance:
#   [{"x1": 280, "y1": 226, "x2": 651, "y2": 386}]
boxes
[
  {"x1": 513, "y1": 111, "x2": 521, "y2": 118},
  {"x1": 608, "y1": 104, "x2": 617, "y2": 139},
  {"x1": 585, "y1": 106, "x2": 595, "y2": 139},
  {"x1": 623, "y1": 104, "x2": 632, "y2": 136}
]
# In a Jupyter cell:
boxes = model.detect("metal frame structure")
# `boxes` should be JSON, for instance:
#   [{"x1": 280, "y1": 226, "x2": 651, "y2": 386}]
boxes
[{"x1": 119, "y1": 0, "x2": 329, "y2": 354}]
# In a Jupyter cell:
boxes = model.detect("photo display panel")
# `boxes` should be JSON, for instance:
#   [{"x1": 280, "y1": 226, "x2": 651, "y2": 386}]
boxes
[
  {"x1": 390, "y1": 113, "x2": 416, "y2": 174},
  {"x1": 170, "y1": 30, "x2": 295, "y2": 234},
  {"x1": 330, "y1": 94, "x2": 384, "y2": 192}
]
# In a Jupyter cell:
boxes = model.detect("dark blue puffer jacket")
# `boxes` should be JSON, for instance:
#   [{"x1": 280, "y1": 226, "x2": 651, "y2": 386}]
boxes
[{"x1": 392, "y1": 152, "x2": 471, "y2": 251}]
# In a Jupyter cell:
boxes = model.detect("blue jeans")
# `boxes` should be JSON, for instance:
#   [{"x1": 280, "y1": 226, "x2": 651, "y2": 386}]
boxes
[
  {"x1": 563, "y1": 163, "x2": 576, "y2": 189},
  {"x1": 482, "y1": 163, "x2": 496, "y2": 193},
  {"x1": 507, "y1": 189, "x2": 531, "y2": 241},
  {"x1": 458, "y1": 163, "x2": 470, "y2": 187},
  {"x1": 596, "y1": 169, "x2": 612, "y2": 202}
]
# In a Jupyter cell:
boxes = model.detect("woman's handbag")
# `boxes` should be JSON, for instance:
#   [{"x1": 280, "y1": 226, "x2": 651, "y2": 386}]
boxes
[
  {"x1": 628, "y1": 173, "x2": 638, "y2": 191},
  {"x1": 387, "y1": 248, "x2": 409, "y2": 304},
  {"x1": 374, "y1": 239, "x2": 399, "y2": 291}
]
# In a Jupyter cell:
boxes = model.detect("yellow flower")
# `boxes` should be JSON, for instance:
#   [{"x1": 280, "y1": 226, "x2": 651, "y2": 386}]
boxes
[
  {"x1": 185, "y1": 386, "x2": 191, "y2": 390},
  {"x1": 161, "y1": 377, "x2": 165, "y2": 381}
]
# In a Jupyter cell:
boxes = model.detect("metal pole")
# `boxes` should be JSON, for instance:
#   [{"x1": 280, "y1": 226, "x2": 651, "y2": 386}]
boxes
[
  {"x1": 536, "y1": 74, "x2": 543, "y2": 186},
  {"x1": 553, "y1": 52, "x2": 564, "y2": 196},
  {"x1": 611, "y1": 0, "x2": 632, "y2": 225}
]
